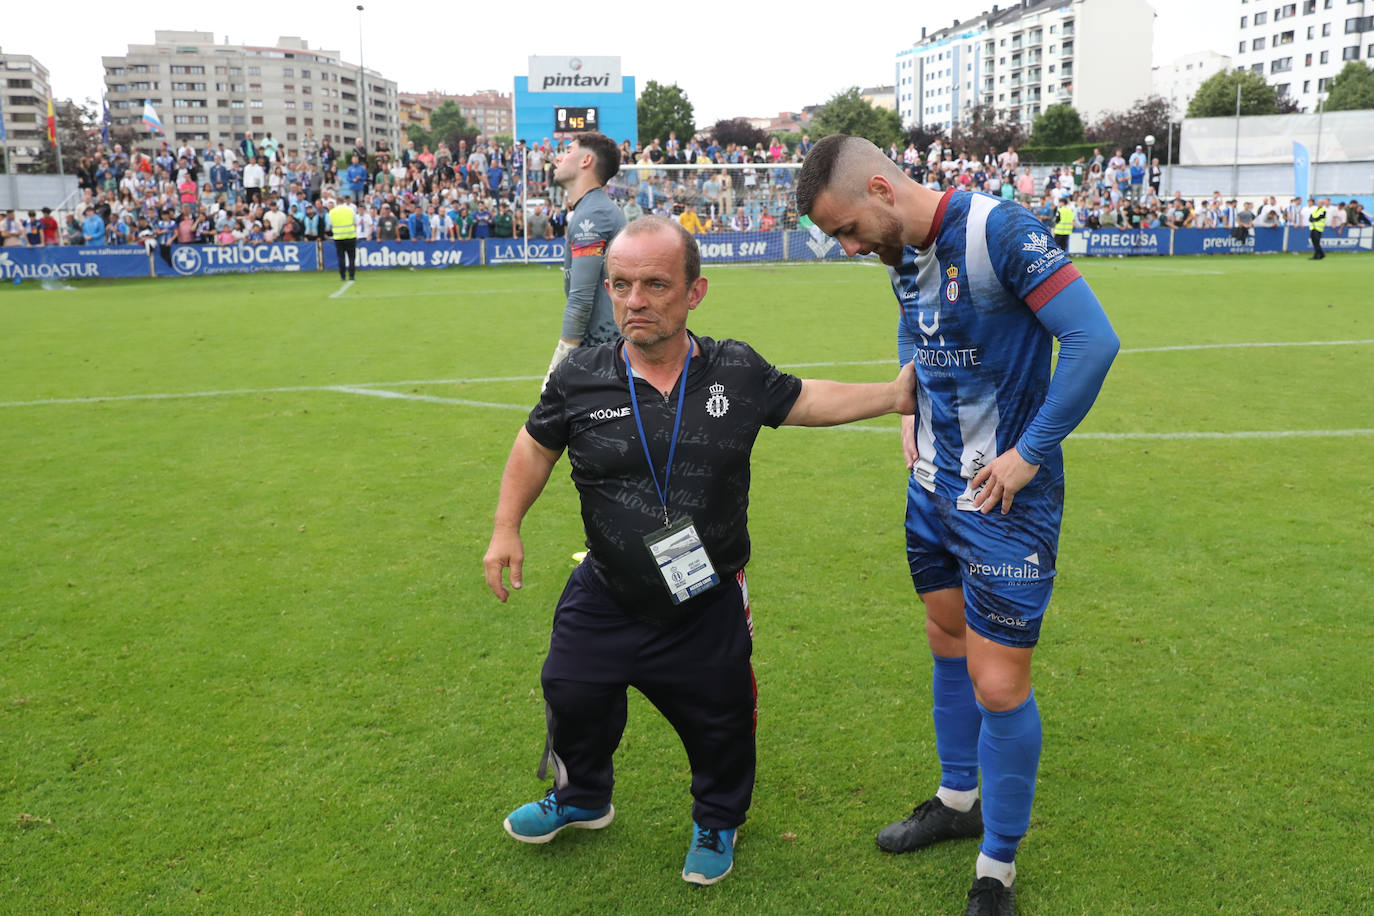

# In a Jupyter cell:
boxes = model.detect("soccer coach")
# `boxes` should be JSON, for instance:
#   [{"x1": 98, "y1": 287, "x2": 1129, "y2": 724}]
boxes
[{"x1": 482, "y1": 216, "x2": 916, "y2": 887}]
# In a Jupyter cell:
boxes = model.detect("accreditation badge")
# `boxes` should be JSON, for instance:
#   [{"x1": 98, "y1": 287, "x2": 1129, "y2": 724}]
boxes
[{"x1": 643, "y1": 516, "x2": 720, "y2": 605}]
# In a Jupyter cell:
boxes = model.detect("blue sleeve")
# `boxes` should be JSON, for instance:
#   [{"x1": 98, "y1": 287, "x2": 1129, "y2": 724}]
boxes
[
  {"x1": 890, "y1": 264, "x2": 918, "y2": 366},
  {"x1": 985, "y1": 199, "x2": 1073, "y2": 302},
  {"x1": 1014, "y1": 277, "x2": 1120, "y2": 465},
  {"x1": 898, "y1": 310, "x2": 918, "y2": 366}
]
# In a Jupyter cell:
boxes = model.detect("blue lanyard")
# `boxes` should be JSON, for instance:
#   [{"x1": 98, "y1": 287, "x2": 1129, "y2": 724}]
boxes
[{"x1": 624, "y1": 340, "x2": 693, "y2": 528}]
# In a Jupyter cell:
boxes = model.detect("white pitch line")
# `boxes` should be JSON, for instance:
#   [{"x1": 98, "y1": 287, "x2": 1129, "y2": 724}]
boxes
[
  {"x1": 1095, "y1": 265, "x2": 1226, "y2": 275},
  {"x1": 0, "y1": 384, "x2": 331, "y2": 409},
  {"x1": 344, "y1": 287, "x2": 543, "y2": 299},
  {"x1": 2, "y1": 338, "x2": 1369, "y2": 410},
  {"x1": 325, "y1": 386, "x2": 527, "y2": 410},
  {"x1": 1120, "y1": 339, "x2": 1374, "y2": 354},
  {"x1": 328, "y1": 279, "x2": 354, "y2": 298}
]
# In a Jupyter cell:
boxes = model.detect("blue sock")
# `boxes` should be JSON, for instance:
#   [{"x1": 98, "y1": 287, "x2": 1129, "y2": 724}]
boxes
[
  {"x1": 977, "y1": 690, "x2": 1042, "y2": 863},
  {"x1": 931, "y1": 655, "x2": 980, "y2": 792}
]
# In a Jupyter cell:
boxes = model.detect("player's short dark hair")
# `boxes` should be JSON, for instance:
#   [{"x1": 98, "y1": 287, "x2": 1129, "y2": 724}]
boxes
[
  {"x1": 573, "y1": 131, "x2": 621, "y2": 186},
  {"x1": 605, "y1": 215, "x2": 700, "y2": 286},
  {"x1": 795, "y1": 134, "x2": 851, "y2": 217}
]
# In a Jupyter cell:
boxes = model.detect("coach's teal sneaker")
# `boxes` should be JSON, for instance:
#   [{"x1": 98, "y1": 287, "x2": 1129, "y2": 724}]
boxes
[
  {"x1": 503, "y1": 787, "x2": 614, "y2": 844},
  {"x1": 682, "y1": 822, "x2": 737, "y2": 885}
]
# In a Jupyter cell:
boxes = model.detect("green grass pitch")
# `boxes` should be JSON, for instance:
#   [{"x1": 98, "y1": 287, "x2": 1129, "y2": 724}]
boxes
[{"x1": 2, "y1": 254, "x2": 1372, "y2": 914}]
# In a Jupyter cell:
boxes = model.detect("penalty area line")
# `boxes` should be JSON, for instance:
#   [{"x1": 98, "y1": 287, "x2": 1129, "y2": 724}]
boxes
[{"x1": 328, "y1": 279, "x2": 355, "y2": 298}]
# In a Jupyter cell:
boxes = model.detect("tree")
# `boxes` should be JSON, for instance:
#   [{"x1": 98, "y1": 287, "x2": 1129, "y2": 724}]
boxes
[
  {"x1": 1030, "y1": 103, "x2": 1084, "y2": 147},
  {"x1": 904, "y1": 124, "x2": 949, "y2": 155},
  {"x1": 26, "y1": 98, "x2": 99, "y2": 174},
  {"x1": 427, "y1": 99, "x2": 476, "y2": 152},
  {"x1": 710, "y1": 118, "x2": 766, "y2": 151},
  {"x1": 637, "y1": 81, "x2": 696, "y2": 146},
  {"x1": 951, "y1": 104, "x2": 1026, "y2": 158},
  {"x1": 405, "y1": 122, "x2": 431, "y2": 150},
  {"x1": 810, "y1": 87, "x2": 905, "y2": 149},
  {"x1": 1089, "y1": 95, "x2": 1177, "y2": 162},
  {"x1": 1323, "y1": 61, "x2": 1374, "y2": 111},
  {"x1": 1186, "y1": 68, "x2": 1281, "y2": 117}
]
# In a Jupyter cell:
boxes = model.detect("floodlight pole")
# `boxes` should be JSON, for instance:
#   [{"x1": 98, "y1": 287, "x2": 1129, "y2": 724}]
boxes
[
  {"x1": 1311, "y1": 95, "x2": 1325, "y2": 199},
  {"x1": 356, "y1": 5, "x2": 367, "y2": 156},
  {"x1": 1231, "y1": 83, "x2": 1242, "y2": 200},
  {"x1": 1165, "y1": 88, "x2": 1175, "y2": 195}
]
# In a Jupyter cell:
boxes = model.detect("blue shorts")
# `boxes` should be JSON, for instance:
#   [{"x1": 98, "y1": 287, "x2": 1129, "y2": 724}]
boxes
[{"x1": 905, "y1": 476, "x2": 1064, "y2": 648}]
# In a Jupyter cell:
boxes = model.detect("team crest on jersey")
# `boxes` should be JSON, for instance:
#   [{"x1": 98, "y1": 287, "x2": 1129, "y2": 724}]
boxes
[
  {"x1": 705, "y1": 382, "x2": 730, "y2": 418},
  {"x1": 944, "y1": 264, "x2": 960, "y2": 303},
  {"x1": 1022, "y1": 232, "x2": 1053, "y2": 255}
]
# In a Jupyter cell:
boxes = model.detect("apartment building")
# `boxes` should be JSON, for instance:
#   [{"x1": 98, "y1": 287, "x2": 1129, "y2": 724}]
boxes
[
  {"x1": 896, "y1": 0, "x2": 1154, "y2": 132},
  {"x1": 0, "y1": 48, "x2": 53, "y2": 169},
  {"x1": 1153, "y1": 51, "x2": 1234, "y2": 117},
  {"x1": 398, "y1": 89, "x2": 513, "y2": 141},
  {"x1": 1231, "y1": 0, "x2": 1374, "y2": 112},
  {"x1": 103, "y1": 31, "x2": 399, "y2": 157}
]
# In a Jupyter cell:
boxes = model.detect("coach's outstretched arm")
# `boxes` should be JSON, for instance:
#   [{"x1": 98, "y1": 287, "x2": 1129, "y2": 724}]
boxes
[
  {"x1": 783, "y1": 359, "x2": 917, "y2": 427},
  {"x1": 482, "y1": 428, "x2": 565, "y2": 602}
]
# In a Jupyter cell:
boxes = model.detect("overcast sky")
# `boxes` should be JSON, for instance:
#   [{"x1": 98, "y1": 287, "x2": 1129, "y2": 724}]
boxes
[{"x1": 6, "y1": 0, "x2": 1234, "y2": 127}]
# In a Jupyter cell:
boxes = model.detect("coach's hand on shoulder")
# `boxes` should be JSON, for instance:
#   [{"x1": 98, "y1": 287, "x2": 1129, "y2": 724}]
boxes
[
  {"x1": 483, "y1": 527, "x2": 524, "y2": 602},
  {"x1": 970, "y1": 448, "x2": 1040, "y2": 515}
]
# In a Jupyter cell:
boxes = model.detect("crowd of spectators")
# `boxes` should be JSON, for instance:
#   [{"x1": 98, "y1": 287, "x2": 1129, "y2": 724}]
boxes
[
  {"x1": 4, "y1": 130, "x2": 1368, "y2": 252},
  {"x1": 886, "y1": 141, "x2": 1370, "y2": 234}
]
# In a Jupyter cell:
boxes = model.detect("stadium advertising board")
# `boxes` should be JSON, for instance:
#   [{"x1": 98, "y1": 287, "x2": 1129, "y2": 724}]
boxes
[
  {"x1": 321, "y1": 241, "x2": 481, "y2": 272},
  {"x1": 786, "y1": 228, "x2": 849, "y2": 261},
  {"x1": 486, "y1": 238, "x2": 566, "y2": 265},
  {"x1": 0, "y1": 245, "x2": 150, "y2": 280},
  {"x1": 153, "y1": 242, "x2": 319, "y2": 277},
  {"x1": 1072, "y1": 229, "x2": 1169, "y2": 258},
  {"x1": 527, "y1": 56, "x2": 621, "y2": 93},
  {"x1": 1284, "y1": 226, "x2": 1373, "y2": 254},
  {"x1": 1172, "y1": 228, "x2": 1287, "y2": 255},
  {"x1": 693, "y1": 231, "x2": 784, "y2": 263}
]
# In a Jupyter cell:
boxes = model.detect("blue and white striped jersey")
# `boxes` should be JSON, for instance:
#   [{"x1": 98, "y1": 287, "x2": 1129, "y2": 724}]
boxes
[{"x1": 892, "y1": 189, "x2": 1084, "y2": 509}]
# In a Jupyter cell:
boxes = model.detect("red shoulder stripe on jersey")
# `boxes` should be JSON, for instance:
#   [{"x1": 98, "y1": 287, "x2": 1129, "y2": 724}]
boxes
[
  {"x1": 915, "y1": 188, "x2": 955, "y2": 250},
  {"x1": 571, "y1": 240, "x2": 606, "y2": 257},
  {"x1": 1026, "y1": 262, "x2": 1083, "y2": 312}
]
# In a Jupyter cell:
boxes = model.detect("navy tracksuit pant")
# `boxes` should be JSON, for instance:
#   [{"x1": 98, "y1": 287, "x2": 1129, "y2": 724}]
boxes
[{"x1": 540, "y1": 562, "x2": 757, "y2": 829}]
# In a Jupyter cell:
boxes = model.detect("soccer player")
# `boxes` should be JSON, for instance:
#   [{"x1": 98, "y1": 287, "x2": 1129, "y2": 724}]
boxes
[
  {"x1": 797, "y1": 136, "x2": 1119, "y2": 916},
  {"x1": 483, "y1": 216, "x2": 917, "y2": 887},
  {"x1": 542, "y1": 131, "x2": 626, "y2": 390}
]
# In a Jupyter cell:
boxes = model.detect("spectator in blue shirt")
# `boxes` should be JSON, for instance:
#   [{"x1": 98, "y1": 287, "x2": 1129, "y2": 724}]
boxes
[
  {"x1": 407, "y1": 206, "x2": 427, "y2": 242},
  {"x1": 346, "y1": 155, "x2": 368, "y2": 203},
  {"x1": 473, "y1": 202, "x2": 493, "y2": 239},
  {"x1": 81, "y1": 208, "x2": 107, "y2": 245}
]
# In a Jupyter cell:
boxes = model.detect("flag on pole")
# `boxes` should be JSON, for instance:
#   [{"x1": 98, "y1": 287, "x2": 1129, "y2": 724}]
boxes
[
  {"x1": 46, "y1": 98, "x2": 57, "y2": 145},
  {"x1": 142, "y1": 99, "x2": 164, "y2": 135},
  {"x1": 101, "y1": 96, "x2": 111, "y2": 145},
  {"x1": 1292, "y1": 141, "x2": 1309, "y2": 201}
]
